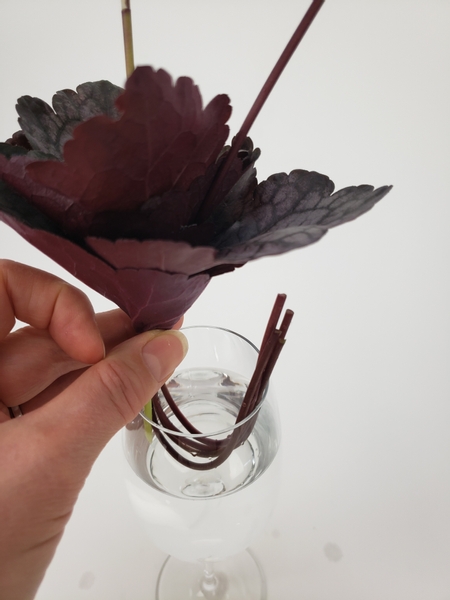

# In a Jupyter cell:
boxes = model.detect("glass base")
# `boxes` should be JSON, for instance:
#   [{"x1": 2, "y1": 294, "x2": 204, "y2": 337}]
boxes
[{"x1": 155, "y1": 549, "x2": 267, "y2": 600}]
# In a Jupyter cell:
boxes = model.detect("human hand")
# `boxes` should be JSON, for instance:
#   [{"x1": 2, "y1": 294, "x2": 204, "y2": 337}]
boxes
[{"x1": 0, "y1": 260, "x2": 187, "y2": 600}]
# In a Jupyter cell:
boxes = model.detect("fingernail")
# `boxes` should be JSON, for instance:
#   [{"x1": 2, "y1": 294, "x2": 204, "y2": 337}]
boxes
[{"x1": 142, "y1": 331, "x2": 188, "y2": 382}]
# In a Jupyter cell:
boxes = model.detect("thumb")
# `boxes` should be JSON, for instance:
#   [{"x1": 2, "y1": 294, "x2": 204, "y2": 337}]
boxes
[
  {"x1": 34, "y1": 329, "x2": 188, "y2": 475},
  {"x1": 0, "y1": 329, "x2": 187, "y2": 600}
]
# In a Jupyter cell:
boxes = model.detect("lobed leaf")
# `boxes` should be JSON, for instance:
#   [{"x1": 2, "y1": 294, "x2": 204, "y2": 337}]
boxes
[
  {"x1": 312, "y1": 184, "x2": 393, "y2": 228},
  {"x1": 0, "y1": 180, "x2": 62, "y2": 234},
  {"x1": 215, "y1": 170, "x2": 334, "y2": 248},
  {"x1": 0, "y1": 150, "x2": 83, "y2": 232},
  {"x1": 217, "y1": 225, "x2": 328, "y2": 262},
  {"x1": 17, "y1": 81, "x2": 123, "y2": 159},
  {"x1": 214, "y1": 169, "x2": 391, "y2": 262},
  {"x1": 0, "y1": 180, "x2": 210, "y2": 331},
  {"x1": 86, "y1": 237, "x2": 218, "y2": 276},
  {"x1": 1, "y1": 66, "x2": 392, "y2": 332},
  {"x1": 25, "y1": 67, "x2": 231, "y2": 219}
]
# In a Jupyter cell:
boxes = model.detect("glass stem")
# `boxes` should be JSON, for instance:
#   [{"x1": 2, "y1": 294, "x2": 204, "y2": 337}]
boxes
[{"x1": 200, "y1": 560, "x2": 226, "y2": 599}]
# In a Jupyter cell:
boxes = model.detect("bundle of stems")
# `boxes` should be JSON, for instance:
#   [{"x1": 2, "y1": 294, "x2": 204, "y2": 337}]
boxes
[{"x1": 149, "y1": 294, "x2": 293, "y2": 470}]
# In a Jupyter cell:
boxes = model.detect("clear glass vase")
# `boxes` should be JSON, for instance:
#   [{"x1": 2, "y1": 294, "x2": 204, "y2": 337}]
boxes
[{"x1": 123, "y1": 326, "x2": 281, "y2": 599}]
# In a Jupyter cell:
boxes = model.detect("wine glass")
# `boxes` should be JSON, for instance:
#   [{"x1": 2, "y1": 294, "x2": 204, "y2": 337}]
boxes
[{"x1": 123, "y1": 326, "x2": 281, "y2": 599}]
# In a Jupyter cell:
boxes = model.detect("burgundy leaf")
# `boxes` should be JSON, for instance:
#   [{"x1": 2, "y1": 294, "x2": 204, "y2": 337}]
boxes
[
  {"x1": 215, "y1": 170, "x2": 391, "y2": 251},
  {"x1": 215, "y1": 170, "x2": 334, "y2": 248},
  {"x1": 0, "y1": 56, "x2": 392, "y2": 333},
  {"x1": 206, "y1": 138, "x2": 260, "y2": 233},
  {"x1": 16, "y1": 80, "x2": 123, "y2": 159},
  {"x1": 216, "y1": 225, "x2": 328, "y2": 262},
  {"x1": 0, "y1": 150, "x2": 79, "y2": 229},
  {"x1": 86, "y1": 237, "x2": 218, "y2": 276},
  {"x1": 85, "y1": 141, "x2": 259, "y2": 244},
  {"x1": 0, "y1": 181, "x2": 210, "y2": 331},
  {"x1": 0, "y1": 180, "x2": 62, "y2": 234},
  {"x1": 3, "y1": 133, "x2": 32, "y2": 151},
  {"x1": 311, "y1": 184, "x2": 393, "y2": 228},
  {"x1": 25, "y1": 67, "x2": 231, "y2": 216}
]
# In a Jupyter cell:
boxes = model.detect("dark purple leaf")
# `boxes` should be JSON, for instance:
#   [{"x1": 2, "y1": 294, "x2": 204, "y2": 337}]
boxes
[
  {"x1": 84, "y1": 141, "x2": 259, "y2": 244},
  {"x1": 206, "y1": 138, "x2": 260, "y2": 233},
  {"x1": 25, "y1": 67, "x2": 231, "y2": 219},
  {"x1": 86, "y1": 237, "x2": 218, "y2": 276},
  {"x1": 0, "y1": 60, "x2": 392, "y2": 333},
  {"x1": 312, "y1": 184, "x2": 393, "y2": 228},
  {"x1": 0, "y1": 182, "x2": 210, "y2": 331},
  {"x1": 214, "y1": 170, "x2": 391, "y2": 259},
  {"x1": 0, "y1": 151, "x2": 82, "y2": 230},
  {"x1": 2, "y1": 134, "x2": 32, "y2": 152},
  {"x1": 217, "y1": 225, "x2": 328, "y2": 262},
  {"x1": 16, "y1": 80, "x2": 123, "y2": 159},
  {"x1": 214, "y1": 170, "x2": 334, "y2": 248},
  {"x1": 0, "y1": 180, "x2": 62, "y2": 234}
]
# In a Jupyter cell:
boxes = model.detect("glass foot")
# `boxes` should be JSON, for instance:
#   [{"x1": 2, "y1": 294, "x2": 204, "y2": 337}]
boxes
[{"x1": 155, "y1": 549, "x2": 267, "y2": 600}]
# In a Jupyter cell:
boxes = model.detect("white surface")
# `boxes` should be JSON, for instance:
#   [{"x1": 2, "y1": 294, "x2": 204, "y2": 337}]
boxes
[{"x1": 1, "y1": 1, "x2": 450, "y2": 598}]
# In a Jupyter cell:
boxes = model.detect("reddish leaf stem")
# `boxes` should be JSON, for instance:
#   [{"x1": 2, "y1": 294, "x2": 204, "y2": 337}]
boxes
[
  {"x1": 152, "y1": 390, "x2": 225, "y2": 455},
  {"x1": 161, "y1": 384, "x2": 204, "y2": 436},
  {"x1": 261, "y1": 293, "x2": 286, "y2": 349},
  {"x1": 145, "y1": 294, "x2": 293, "y2": 470},
  {"x1": 197, "y1": 0, "x2": 326, "y2": 221}
]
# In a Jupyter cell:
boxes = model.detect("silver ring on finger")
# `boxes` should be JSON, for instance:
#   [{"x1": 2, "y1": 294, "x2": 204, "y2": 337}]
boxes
[{"x1": 9, "y1": 405, "x2": 24, "y2": 418}]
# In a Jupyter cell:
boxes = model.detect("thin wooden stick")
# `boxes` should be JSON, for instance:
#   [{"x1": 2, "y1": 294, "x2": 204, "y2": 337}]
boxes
[{"x1": 121, "y1": 0, "x2": 135, "y2": 78}]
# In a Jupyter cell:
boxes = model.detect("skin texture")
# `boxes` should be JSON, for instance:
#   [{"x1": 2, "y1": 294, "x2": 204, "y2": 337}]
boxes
[{"x1": 0, "y1": 260, "x2": 187, "y2": 600}]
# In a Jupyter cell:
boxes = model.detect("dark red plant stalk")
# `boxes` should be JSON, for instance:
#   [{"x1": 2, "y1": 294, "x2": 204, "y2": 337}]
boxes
[
  {"x1": 198, "y1": 0, "x2": 326, "y2": 221},
  {"x1": 148, "y1": 294, "x2": 292, "y2": 470}
]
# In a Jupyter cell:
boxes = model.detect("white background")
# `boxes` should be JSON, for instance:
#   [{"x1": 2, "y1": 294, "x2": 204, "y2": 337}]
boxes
[{"x1": 1, "y1": 1, "x2": 450, "y2": 598}]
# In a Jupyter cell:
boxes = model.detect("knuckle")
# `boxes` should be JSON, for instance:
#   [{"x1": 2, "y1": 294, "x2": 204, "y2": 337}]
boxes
[{"x1": 96, "y1": 359, "x2": 147, "y2": 423}]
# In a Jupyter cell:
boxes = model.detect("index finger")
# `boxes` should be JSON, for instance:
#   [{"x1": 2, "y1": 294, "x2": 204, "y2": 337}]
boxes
[{"x1": 0, "y1": 260, "x2": 105, "y2": 364}]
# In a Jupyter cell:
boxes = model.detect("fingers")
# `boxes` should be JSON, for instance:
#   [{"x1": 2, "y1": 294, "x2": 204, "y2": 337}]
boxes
[
  {"x1": 0, "y1": 260, "x2": 104, "y2": 364},
  {"x1": 0, "y1": 309, "x2": 135, "y2": 407},
  {"x1": 0, "y1": 401, "x2": 9, "y2": 424},
  {"x1": 24, "y1": 329, "x2": 188, "y2": 483}
]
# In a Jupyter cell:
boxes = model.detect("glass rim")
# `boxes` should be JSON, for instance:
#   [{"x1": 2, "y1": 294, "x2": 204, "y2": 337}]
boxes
[{"x1": 139, "y1": 325, "x2": 267, "y2": 438}]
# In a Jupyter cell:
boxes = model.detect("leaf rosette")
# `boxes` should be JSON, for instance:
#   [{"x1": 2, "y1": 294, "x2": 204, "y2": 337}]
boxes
[{"x1": 0, "y1": 66, "x2": 391, "y2": 330}]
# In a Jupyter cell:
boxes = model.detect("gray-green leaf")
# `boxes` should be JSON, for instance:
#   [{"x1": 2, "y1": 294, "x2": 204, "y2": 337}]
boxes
[{"x1": 16, "y1": 80, "x2": 123, "y2": 159}]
